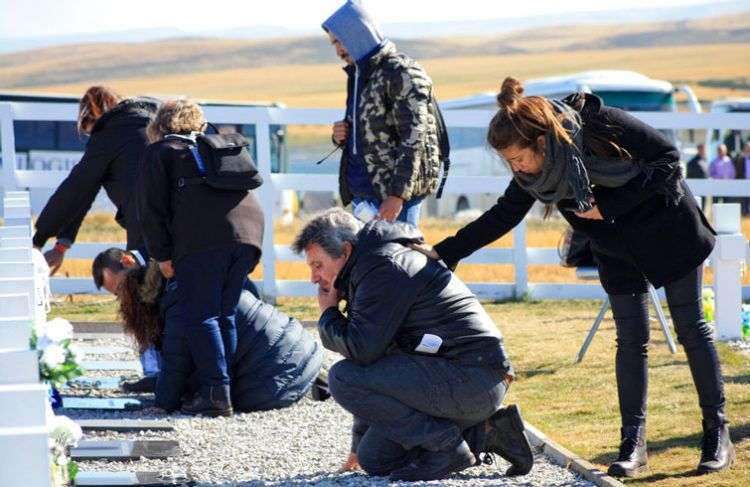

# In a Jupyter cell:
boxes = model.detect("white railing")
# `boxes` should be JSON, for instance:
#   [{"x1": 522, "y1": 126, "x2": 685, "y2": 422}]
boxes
[{"x1": 2, "y1": 101, "x2": 750, "y2": 301}]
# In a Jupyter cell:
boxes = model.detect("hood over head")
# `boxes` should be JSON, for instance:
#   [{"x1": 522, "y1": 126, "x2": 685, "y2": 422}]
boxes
[
  {"x1": 322, "y1": 0, "x2": 385, "y2": 62},
  {"x1": 91, "y1": 96, "x2": 159, "y2": 134}
]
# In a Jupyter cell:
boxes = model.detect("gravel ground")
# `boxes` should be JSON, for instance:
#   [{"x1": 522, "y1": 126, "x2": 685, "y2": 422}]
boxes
[
  {"x1": 60, "y1": 334, "x2": 595, "y2": 487},
  {"x1": 727, "y1": 339, "x2": 750, "y2": 357}
]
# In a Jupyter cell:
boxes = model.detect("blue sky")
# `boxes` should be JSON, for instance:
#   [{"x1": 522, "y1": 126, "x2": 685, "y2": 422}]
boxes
[{"x1": 0, "y1": 0, "x2": 717, "y2": 39}]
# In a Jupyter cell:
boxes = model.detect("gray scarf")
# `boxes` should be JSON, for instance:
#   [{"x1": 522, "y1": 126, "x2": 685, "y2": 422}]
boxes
[{"x1": 513, "y1": 99, "x2": 643, "y2": 212}]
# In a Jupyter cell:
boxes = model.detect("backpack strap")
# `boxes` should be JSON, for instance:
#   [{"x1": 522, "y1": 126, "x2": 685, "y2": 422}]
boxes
[
  {"x1": 187, "y1": 145, "x2": 207, "y2": 176},
  {"x1": 165, "y1": 133, "x2": 207, "y2": 176},
  {"x1": 431, "y1": 96, "x2": 451, "y2": 199}
]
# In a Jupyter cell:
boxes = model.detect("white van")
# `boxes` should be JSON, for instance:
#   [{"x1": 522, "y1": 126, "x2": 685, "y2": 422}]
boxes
[{"x1": 432, "y1": 70, "x2": 699, "y2": 216}]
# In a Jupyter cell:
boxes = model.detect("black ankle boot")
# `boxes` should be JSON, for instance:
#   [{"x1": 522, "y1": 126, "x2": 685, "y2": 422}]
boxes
[
  {"x1": 181, "y1": 385, "x2": 233, "y2": 417},
  {"x1": 389, "y1": 440, "x2": 475, "y2": 481},
  {"x1": 483, "y1": 404, "x2": 534, "y2": 476},
  {"x1": 310, "y1": 376, "x2": 331, "y2": 402},
  {"x1": 607, "y1": 425, "x2": 648, "y2": 478},
  {"x1": 697, "y1": 418, "x2": 735, "y2": 474}
]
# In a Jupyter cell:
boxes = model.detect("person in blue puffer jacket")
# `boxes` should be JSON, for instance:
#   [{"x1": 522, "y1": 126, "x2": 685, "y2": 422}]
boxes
[{"x1": 117, "y1": 261, "x2": 324, "y2": 412}]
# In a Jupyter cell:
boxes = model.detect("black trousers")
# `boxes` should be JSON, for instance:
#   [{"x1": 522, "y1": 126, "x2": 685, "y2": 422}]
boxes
[
  {"x1": 609, "y1": 265, "x2": 726, "y2": 428},
  {"x1": 327, "y1": 353, "x2": 506, "y2": 476}
]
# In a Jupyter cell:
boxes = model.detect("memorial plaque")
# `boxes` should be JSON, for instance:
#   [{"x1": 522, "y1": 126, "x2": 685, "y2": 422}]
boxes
[
  {"x1": 81, "y1": 360, "x2": 141, "y2": 372},
  {"x1": 64, "y1": 376, "x2": 124, "y2": 390},
  {"x1": 77, "y1": 419, "x2": 174, "y2": 432},
  {"x1": 71, "y1": 440, "x2": 180, "y2": 460},
  {"x1": 80, "y1": 346, "x2": 133, "y2": 356},
  {"x1": 61, "y1": 397, "x2": 143, "y2": 410},
  {"x1": 74, "y1": 471, "x2": 193, "y2": 486}
]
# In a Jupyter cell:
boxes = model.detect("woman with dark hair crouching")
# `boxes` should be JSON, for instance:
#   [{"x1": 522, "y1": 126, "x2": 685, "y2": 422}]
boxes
[
  {"x1": 118, "y1": 262, "x2": 324, "y2": 413},
  {"x1": 413, "y1": 77, "x2": 734, "y2": 477}
]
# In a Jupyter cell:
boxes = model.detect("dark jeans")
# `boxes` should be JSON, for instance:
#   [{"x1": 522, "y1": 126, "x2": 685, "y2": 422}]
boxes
[
  {"x1": 610, "y1": 265, "x2": 726, "y2": 428},
  {"x1": 328, "y1": 353, "x2": 506, "y2": 476},
  {"x1": 351, "y1": 196, "x2": 424, "y2": 227},
  {"x1": 174, "y1": 244, "x2": 259, "y2": 391}
]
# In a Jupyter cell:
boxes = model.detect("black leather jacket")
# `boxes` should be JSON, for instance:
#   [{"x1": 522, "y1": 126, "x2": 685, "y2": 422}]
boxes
[{"x1": 318, "y1": 221, "x2": 513, "y2": 372}]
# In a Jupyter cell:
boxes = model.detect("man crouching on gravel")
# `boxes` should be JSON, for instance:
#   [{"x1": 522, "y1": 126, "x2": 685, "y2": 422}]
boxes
[{"x1": 292, "y1": 208, "x2": 534, "y2": 481}]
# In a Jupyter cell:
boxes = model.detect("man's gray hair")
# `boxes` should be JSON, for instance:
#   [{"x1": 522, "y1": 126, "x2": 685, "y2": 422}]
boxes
[{"x1": 292, "y1": 208, "x2": 363, "y2": 257}]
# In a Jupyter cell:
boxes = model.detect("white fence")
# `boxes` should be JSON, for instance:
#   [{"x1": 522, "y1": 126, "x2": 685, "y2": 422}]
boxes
[{"x1": 2, "y1": 101, "x2": 750, "y2": 301}]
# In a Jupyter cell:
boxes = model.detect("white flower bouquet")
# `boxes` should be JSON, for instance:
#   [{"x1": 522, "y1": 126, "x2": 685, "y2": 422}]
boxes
[
  {"x1": 31, "y1": 317, "x2": 84, "y2": 389},
  {"x1": 46, "y1": 406, "x2": 82, "y2": 486}
]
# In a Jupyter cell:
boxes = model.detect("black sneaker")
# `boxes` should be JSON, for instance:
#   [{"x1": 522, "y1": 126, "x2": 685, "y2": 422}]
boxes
[
  {"x1": 181, "y1": 385, "x2": 233, "y2": 417},
  {"x1": 697, "y1": 419, "x2": 735, "y2": 474},
  {"x1": 310, "y1": 376, "x2": 331, "y2": 402},
  {"x1": 389, "y1": 440, "x2": 475, "y2": 481},
  {"x1": 483, "y1": 404, "x2": 534, "y2": 476},
  {"x1": 607, "y1": 425, "x2": 648, "y2": 478},
  {"x1": 121, "y1": 376, "x2": 157, "y2": 394}
]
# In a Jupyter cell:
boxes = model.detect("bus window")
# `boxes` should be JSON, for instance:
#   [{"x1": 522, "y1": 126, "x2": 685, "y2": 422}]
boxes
[
  {"x1": 596, "y1": 91, "x2": 673, "y2": 112},
  {"x1": 57, "y1": 121, "x2": 86, "y2": 151},
  {"x1": 15, "y1": 121, "x2": 55, "y2": 151}
]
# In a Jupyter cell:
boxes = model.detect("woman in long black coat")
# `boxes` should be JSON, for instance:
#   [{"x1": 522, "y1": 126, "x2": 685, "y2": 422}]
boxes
[
  {"x1": 418, "y1": 77, "x2": 734, "y2": 477},
  {"x1": 33, "y1": 86, "x2": 158, "y2": 273}
]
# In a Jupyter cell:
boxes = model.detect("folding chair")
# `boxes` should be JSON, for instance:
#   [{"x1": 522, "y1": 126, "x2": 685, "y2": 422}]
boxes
[{"x1": 575, "y1": 266, "x2": 677, "y2": 363}]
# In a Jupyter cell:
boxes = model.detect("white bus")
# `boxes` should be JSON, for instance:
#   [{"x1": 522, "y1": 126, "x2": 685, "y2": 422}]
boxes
[{"x1": 431, "y1": 70, "x2": 699, "y2": 216}]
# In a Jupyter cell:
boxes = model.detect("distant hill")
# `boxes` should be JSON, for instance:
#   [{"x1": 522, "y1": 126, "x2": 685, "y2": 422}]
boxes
[
  {"x1": 0, "y1": 12, "x2": 748, "y2": 90},
  {"x1": 1, "y1": 0, "x2": 748, "y2": 53}
]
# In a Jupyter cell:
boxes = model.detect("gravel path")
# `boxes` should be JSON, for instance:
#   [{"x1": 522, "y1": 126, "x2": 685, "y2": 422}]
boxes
[{"x1": 61, "y1": 334, "x2": 595, "y2": 487}]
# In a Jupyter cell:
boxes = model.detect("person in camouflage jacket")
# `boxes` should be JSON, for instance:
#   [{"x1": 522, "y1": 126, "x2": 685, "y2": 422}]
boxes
[{"x1": 323, "y1": 0, "x2": 441, "y2": 226}]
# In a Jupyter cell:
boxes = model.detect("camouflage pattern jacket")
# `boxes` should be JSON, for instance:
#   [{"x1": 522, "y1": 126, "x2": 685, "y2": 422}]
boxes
[{"x1": 339, "y1": 41, "x2": 441, "y2": 206}]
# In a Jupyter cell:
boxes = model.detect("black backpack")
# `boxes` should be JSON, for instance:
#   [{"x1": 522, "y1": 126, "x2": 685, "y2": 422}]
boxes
[
  {"x1": 170, "y1": 133, "x2": 263, "y2": 191},
  {"x1": 429, "y1": 96, "x2": 451, "y2": 199}
]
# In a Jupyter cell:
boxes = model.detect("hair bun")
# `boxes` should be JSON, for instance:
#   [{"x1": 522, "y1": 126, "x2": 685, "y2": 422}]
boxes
[{"x1": 497, "y1": 77, "x2": 524, "y2": 110}]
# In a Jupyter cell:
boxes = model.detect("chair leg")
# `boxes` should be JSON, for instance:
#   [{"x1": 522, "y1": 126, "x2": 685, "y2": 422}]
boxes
[
  {"x1": 648, "y1": 285, "x2": 677, "y2": 354},
  {"x1": 576, "y1": 296, "x2": 610, "y2": 363}
]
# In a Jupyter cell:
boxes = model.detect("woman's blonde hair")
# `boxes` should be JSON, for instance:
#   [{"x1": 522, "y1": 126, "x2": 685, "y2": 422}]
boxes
[
  {"x1": 146, "y1": 98, "x2": 205, "y2": 142},
  {"x1": 78, "y1": 86, "x2": 122, "y2": 135}
]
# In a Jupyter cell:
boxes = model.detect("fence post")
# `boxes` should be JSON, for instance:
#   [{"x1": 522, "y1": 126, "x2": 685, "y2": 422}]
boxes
[
  {"x1": 0, "y1": 103, "x2": 18, "y2": 193},
  {"x1": 255, "y1": 112, "x2": 277, "y2": 303},
  {"x1": 513, "y1": 219, "x2": 528, "y2": 299},
  {"x1": 711, "y1": 203, "x2": 746, "y2": 340}
]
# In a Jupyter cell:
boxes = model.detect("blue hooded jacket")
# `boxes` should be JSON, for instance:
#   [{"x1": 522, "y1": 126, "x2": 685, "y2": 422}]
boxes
[
  {"x1": 323, "y1": 1, "x2": 386, "y2": 199},
  {"x1": 322, "y1": 0, "x2": 384, "y2": 62}
]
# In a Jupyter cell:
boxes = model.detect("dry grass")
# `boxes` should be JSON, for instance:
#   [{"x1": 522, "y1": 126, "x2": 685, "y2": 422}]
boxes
[
  {"x1": 47, "y1": 294, "x2": 750, "y2": 487},
  {"x1": 487, "y1": 299, "x2": 750, "y2": 487},
  {"x1": 48, "y1": 211, "x2": 750, "y2": 486},
  {"x1": 17, "y1": 43, "x2": 750, "y2": 107}
]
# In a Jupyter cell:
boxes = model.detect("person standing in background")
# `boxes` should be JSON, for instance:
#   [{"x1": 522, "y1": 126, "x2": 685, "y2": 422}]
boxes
[
  {"x1": 709, "y1": 144, "x2": 735, "y2": 204},
  {"x1": 323, "y1": 0, "x2": 444, "y2": 227},
  {"x1": 686, "y1": 143, "x2": 709, "y2": 211}
]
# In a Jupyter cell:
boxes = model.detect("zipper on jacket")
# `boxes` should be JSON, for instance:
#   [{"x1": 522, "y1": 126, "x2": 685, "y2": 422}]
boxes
[{"x1": 352, "y1": 65, "x2": 359, "y2": 156}]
